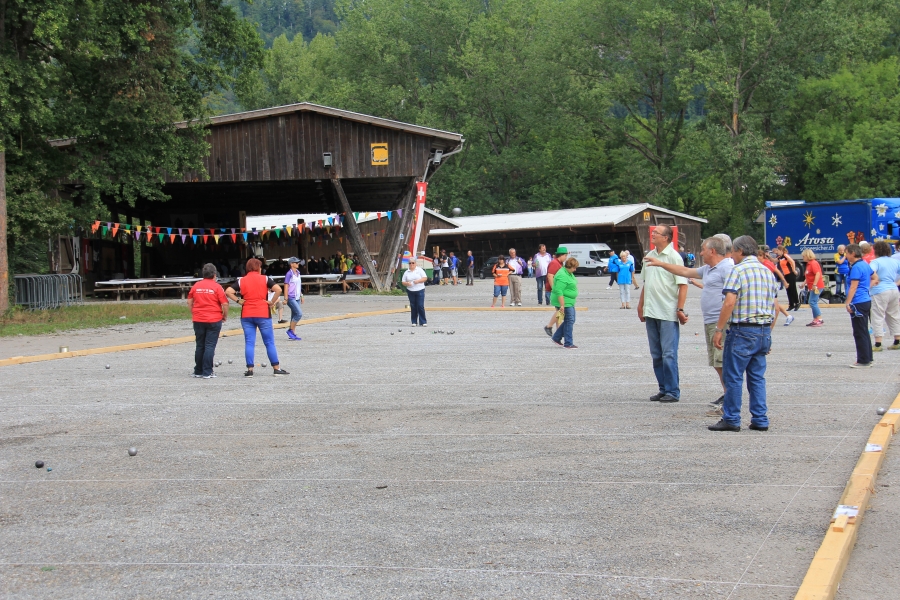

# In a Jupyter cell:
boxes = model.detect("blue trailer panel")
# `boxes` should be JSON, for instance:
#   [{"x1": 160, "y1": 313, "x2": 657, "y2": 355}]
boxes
[{"x1": 764, "y1": 198, "x2": 900, "y2": 257}]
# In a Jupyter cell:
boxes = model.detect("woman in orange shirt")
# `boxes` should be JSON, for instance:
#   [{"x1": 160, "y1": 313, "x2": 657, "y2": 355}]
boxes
[
  {"x1": 774, "y1": 246, "x2": 800, "y2": 311},
  {"x1": 491, "y1": 256, "x2": 511, "y2": 308}
]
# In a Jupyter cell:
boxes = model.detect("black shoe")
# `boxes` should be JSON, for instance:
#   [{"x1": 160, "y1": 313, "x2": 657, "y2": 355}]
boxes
[
  {"x1": 748, "y1": 423, "x2": 769, "y2": 431},
  {"x1": 649, "y1": 392, "x2": 665, "y2": 402},
  {"x1": 708, "y1": 419, "x2": 740, "y2": 432},
  {"x1": 543, "y1": 326, "x2": 553, "y2": 337},
  {"x1": 659, "y1": 394, "x2": 679, "y2": 403},
  {"x1": 273, "y1": 368, "x2": 289, "y2": 376},
  {"x1": 552, "y1": 339, "x2": 563, "y2": 347},
  {"x1": 711, "y1": 395, "x2": 724, "y2": 406},
  {"x1": 244, "y1": 370, "x2": 254, "y2": 378}
]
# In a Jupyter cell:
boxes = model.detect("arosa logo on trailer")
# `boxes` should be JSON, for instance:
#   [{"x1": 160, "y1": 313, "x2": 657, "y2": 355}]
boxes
[{"x1": 795, "y1": 233, "x2": 835, "y2": 246}]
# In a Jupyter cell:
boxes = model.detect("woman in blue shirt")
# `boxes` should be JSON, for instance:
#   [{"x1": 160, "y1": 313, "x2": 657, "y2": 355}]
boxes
[{"x1": 845, "y1": 243, "x2": 877, "y2": 367}]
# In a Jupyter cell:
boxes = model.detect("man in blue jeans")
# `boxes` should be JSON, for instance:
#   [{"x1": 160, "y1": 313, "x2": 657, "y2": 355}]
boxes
[
  {"x1": 710, "y1": 235, "x2": 778, "y2": 432},
  {"x1": 638, "y1": 225, "x2": 689, "y2": 403}
]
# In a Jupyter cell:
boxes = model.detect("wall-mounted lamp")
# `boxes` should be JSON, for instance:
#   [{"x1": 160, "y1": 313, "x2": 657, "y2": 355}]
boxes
[
  {"x1": 323, "y1": 152, "x2": 333, "y2": 167},
  {"x1": 433, "y1": 149, "x2": 444, "y2": 164}
]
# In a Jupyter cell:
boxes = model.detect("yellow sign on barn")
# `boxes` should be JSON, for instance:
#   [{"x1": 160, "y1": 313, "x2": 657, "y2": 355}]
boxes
[{"x1": 371, "y1": 143, "x2": 389, "y2": 165}]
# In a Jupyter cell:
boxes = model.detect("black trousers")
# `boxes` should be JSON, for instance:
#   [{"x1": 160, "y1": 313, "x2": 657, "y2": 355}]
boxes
[
  {"x1": 785, "y1": 272, "x2": 799, "y2": 308},
  {"x1": 193, "y1": 320, "x2": 223, "y2": 376},
  {"x1": 850, "y1": 301, "x2": 873, "y2": 365}
]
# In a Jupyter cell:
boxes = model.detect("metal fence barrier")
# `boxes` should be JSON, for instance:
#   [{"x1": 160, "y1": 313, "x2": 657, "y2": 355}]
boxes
[{"x1": 14, "y1": 274, "x2": 84, "y2": 310}]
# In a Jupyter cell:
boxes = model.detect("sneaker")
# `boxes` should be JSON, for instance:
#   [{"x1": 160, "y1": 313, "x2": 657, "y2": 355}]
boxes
[
  {"x1": 890, "y1": 343, "x2": 900, "y2": 350},
  {"x1": 565, "y1": 345, "x2": 578, "y2": 349},
  {"x1": 849, "y1": 362, "x2": 873, "y2": 369},
  {"x1": 244, "y1": 370, "x2": 254, "y2": 378},
  {"x1": 517, "y1": 302, "x2": 523, "y2": 306},
  {"x1": 543, "y1": 326, "x2": 553, "y2": 337},
  {"x1": 706, "y1": 407, "x2": 723, "y2": 418},
  {"x1": 192, "y1": 373, "x2": 203, "y2": 378},
  {"x1": 873, "y1": 345, "x2": 884, "y2": 353},
  {"x1": 286, "y1": 330, "x2": 297, "y2": 340},
  {"x1": 552, "y1": 340, "x2": 563, "y2": 347},
  {"x1": 748, "y1": 423, "x2": 769, "y2": 431},
  {"x1": 659, "y1": 394, "x2": 679, "y2": 403},
  {"x1": 649, "y1": 392, "x2": 665, "y2": 402},
  {"x1": 202, "y1": 372, "x2": 217, "y2": 379},
  {"x1": 606, "y1": 286, "x2": 613, "y2": 290},
  {"x1": 273, "y1": 368, "x2": 290, "y2": 376},
  {"x1": 277, "y1": 320, "x2": 288, "y2": 324},
  {"x1": 711, "y1": 395, "x2": 724, "y2": 406},
  {"x1": 784, "y1": 315, "x2": 794, "y2": 326}
]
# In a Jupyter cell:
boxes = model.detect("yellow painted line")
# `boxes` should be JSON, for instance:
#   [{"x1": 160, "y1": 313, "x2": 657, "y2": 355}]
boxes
[
  {"x1": 0, "y1": 309, "x2": 407, "y2": 367},
  {"x1": 0, "y1": 306, "x2": 576, "y2": 367},
  {"x1": 795, "y1": 392, "x2": 900, "y2": 599}
]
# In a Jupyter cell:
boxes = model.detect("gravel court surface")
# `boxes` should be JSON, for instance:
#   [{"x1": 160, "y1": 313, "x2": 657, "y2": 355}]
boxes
[{"x1": 1, "y1": 277, "x2": 899, "y2": 598}]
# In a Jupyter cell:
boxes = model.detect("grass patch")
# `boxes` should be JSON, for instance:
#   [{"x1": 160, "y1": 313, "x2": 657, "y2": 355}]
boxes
[
  {"x1": 357, "y1": 288, "x2": 405, "y2": 296},
  {"x1": 0, "y1": 303, "x2": 193, "y2": 337}
]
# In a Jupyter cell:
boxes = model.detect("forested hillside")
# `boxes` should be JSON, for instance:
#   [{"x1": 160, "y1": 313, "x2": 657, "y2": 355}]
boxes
[{"x1": 231, "y1": 0, "x2": 900, "y2": 238}]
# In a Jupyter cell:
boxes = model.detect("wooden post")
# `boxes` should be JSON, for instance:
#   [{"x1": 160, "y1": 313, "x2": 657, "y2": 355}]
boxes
[
  {"x1": 376, "y1": 180, "x2": 417, "y2": 289},
  {"x1": 331, "y1": 178, "x2": 386, "y2": 292}
]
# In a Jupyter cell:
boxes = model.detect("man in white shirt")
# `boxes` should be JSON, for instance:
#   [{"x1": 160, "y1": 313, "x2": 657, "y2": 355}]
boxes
[
  {"x1": 401, "y1": 259, "x2": 429, "y2": 326},
  {"x1": 532, "y1": 244, "x2": 553, "y2": 305}
]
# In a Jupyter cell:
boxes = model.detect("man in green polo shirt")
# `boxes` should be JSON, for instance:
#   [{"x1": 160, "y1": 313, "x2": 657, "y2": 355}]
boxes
[{"x1": 637, "y1": 225, "x2": 689, "y2": 403}]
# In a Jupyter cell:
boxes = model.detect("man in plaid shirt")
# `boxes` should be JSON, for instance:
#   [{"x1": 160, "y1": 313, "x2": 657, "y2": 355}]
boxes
[{"x1": 709, "y1": 235, "x2": 778, "y2": 432}]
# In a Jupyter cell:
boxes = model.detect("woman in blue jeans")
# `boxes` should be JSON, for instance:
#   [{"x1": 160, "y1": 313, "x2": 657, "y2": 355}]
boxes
[
  {"x1": 224, "y1": 258, "x2": 289, "y2": 377},
  {"x1": 401, "y1": 258, "x2": 429, "y2": 326},
  {"x1": 550, "y1": 257, "x2": 580, "y2": 348}
]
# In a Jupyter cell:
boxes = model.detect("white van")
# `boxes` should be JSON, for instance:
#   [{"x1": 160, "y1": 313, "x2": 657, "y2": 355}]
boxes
[{"x1": 560, "y1": 243, "x2": 612, "y2": 276}]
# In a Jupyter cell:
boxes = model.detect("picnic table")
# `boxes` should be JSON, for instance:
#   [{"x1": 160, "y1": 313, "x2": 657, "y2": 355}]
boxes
[
  {"x1": 94, "y1": 277, "x2": 237, "y2": 301},
  {"x1": 300, "y1": 274, "x2": 371, "y2": 295}
]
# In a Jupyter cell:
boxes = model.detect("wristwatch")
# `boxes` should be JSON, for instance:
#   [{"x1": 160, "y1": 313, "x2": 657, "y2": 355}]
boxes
[{"x1": 676, "y1": 308, "x2": 685, "y2": 313}]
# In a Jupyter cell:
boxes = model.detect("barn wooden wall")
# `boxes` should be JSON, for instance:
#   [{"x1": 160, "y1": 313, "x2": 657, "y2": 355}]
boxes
[{"x1": 170, "y1": 112, "x2": 435, "y2": 184}]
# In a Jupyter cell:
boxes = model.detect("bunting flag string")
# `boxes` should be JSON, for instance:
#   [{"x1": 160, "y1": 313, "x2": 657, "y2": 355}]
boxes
[{"x1": 86, "y1": 208, "x2": 405, "y2": 246}]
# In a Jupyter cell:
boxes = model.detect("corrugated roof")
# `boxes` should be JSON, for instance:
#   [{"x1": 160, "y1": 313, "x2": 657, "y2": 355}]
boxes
[{"x1": 428, "y1": 204, "x2": 706, "y2": 236}]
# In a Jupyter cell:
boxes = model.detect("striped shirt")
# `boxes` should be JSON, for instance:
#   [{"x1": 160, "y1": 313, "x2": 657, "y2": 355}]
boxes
[{"x1": 722, "y1": 255, "x2": 777, "y2": 325}]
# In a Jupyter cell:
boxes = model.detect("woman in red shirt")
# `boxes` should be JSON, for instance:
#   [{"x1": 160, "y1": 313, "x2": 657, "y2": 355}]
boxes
[
  {"x1": 491, "y1": 256, "x2": 511, "y2": 308},
  {"x1": 801, "y1": 249, "x2": 825, "y2": 327},
  {"x1": 225, "y1": 258, "x2": 289, "y2": 377}
]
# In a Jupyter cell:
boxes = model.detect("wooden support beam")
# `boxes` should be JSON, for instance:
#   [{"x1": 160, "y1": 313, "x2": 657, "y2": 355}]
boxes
[
  {"x1": 331, "y1": 177, "x2": 385, "y2": 292},
  {"x1": 377, "y1": 180, "x2": 418, "y2": 289}
]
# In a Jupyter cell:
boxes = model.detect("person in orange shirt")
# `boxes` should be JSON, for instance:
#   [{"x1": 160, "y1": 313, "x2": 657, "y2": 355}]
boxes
[
  {"x1": 757, "y1": 249, "x2": 792, "y2": 325},
  {"x1": 491, "y1": 256, "x2": 511, "y2": 308},
  {"x1": 774, "y1": 246, "x2": 800, "y2": 310}
]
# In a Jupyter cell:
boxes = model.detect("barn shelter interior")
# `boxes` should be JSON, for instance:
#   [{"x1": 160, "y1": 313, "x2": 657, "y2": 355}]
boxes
[
  {"x1": 56, "y1": 103, "x2": 463, "y2": 292},
  {"x1": 425, "y1": 204, "x2": 707, "y2": 272}
]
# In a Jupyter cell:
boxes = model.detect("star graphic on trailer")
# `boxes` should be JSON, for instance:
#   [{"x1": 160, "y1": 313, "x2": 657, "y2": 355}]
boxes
[
  {"x1": 875, "y1": 203, "x2": 888, "y2": 217},
  {"x1": 872, "y1": 228, "x2": 878, "y2": 237},
  {"x1": 803, "y1": 211, "x2": 815, "y2": 227},
  {"x1": 769, "y1": 215, "x2": 777, "y2": 227},
  {"x1": 832, "y1": 213, "x2": 842, "y2": 227}
]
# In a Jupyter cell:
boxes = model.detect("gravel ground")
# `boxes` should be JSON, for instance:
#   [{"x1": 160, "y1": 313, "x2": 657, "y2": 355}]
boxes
[{"x1": 1, "y1": 277, "x2": 898, "y2": 598}]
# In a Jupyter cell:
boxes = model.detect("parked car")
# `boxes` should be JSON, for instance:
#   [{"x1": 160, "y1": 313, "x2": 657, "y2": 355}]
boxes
[
  {"x1": 479, "y1": 256, "x2": 500, "y2": 279},
  {"x1": 560, "y1": 243, "x2": 612, "y2": 276}
]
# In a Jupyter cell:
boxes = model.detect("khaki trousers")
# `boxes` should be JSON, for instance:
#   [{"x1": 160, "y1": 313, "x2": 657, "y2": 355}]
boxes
[{"x1": 508, "y1": 274, "x2": 522, "y2": 304}]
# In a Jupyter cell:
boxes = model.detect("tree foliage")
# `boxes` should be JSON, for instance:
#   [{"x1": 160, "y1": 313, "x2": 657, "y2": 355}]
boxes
[{"x1": 0, "y1": 0, "x2": 263, "y2": 280}]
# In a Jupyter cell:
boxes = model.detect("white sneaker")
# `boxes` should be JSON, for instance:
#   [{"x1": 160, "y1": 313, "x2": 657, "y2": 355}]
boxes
[
  {"x1": 517, "y1": 302, "x2": 522, "y2": 306},
  {"x1": 784, "y1": 315, "x2": 794, "y2": 326}
]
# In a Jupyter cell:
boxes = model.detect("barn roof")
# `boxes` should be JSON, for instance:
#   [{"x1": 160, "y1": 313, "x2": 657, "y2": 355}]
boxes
[{"x1": 428, "y1": 204, "x2": 706, "y2": 236}]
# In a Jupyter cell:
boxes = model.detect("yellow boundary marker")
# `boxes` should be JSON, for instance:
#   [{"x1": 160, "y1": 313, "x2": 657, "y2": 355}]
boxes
[
  {"x1": 795, "y1": 391, "x2": 900, "y2": 599},
  {"x1": 0, "y1": 306, "x2": 587, "y2": 368}
]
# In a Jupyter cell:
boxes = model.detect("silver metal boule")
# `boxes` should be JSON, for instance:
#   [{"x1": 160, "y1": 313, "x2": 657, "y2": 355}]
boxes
[
  {"x1": 128, "y1": 447, "x2": 137, "y2": 456},
  {"x1": 826, "y1": 353, "x2": 833, "y2": 357},
  {"x1": 261, "y1": 362, "x2": 268, "y2": 368},
  {"x1": 105, "y1": 364, "x2": 110, "y2": 369},
  {"x1": 877, "y1": 407, "x2": 887, "y2": 415},
  {"x1": 228, "y1": 359, "x2": 233, "y2": 364}
]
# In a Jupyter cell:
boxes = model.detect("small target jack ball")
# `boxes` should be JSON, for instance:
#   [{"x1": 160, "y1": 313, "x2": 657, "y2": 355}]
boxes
[
  {"x1": 128, "y1": 447, "x2": 138, "y2": 456},
  {"x1": 826, "y1": 352, "x2": 833, "y2": 357},
  {"x1": 228, "y1": 359, "x2": 233, "y2": 364},
  {"x1": 35, "y1": 460, "x2": 44, "y2": 469},
  {"x1": 877, "y1": 407, "x2": 887, "y2": 416},
  {"x1": 105, "y1": 364, "x2": 110, "y2": 369}
]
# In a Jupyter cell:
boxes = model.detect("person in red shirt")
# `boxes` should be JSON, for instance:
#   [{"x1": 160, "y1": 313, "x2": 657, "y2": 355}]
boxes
[
  {"x1": 187, "y1": 263, "x2": 229, "y2": 378},
  {"x1": 861, "y1": 241, "x2": 875, "y2": 263},
  {"x1": 801, "y1": 249, "x2": 826, "y2": 326},
  {"x1": 225, "y1": 258, "x2": 289, "y2": 377},
  {"x1": 543, "y1": 247, "x2": 568, "y2": 336}
]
